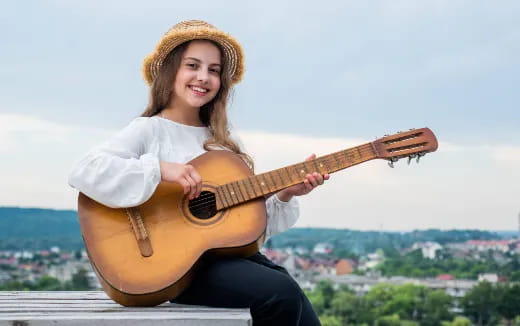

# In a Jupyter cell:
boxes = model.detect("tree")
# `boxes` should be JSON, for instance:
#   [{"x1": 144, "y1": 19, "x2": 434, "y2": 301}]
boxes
[
  {"x1": 70, "y1": 268, "x2": 91, "y2": 290},
  {"x1": 319, "y1": 315, "x2": 342, "y2": 326},
  {"x1": 330, "y1": 289, "x2": 357, "y2": 324},
  {"x1": 33, "y1": 276, "x2": 62, "y2": 290},
  {"x1": 315, "y1": 280, "x2": 334, "y2": 311},
  {"x1": 305, "y1": 289, "x2": 326, "y2": 316},
  {"x1": 461, "y1": 281, "x2": 500, "y2": 326},
  {"x1": 422, "y1": 290, "x2": 453, "y2": 326},
  {"x1": 441, "y1": 316, "x2": 472, "y2": 326},
  {"x1": 497, "y1": 283, "x2": 520, "y2": 325}
]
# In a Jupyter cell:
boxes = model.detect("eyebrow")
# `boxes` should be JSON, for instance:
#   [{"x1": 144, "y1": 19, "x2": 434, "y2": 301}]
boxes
[{"x1": 184, "y1": 57, "x2": 221, "y2": 67}]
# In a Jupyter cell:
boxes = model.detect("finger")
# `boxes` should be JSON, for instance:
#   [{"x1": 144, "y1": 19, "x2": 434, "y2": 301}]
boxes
[
  {"x1": 179, "y1": 179, "x2": 191, "y2": 195},
  {"x1": 191, "y1": 171, "x2": 202, "y2": 198},
  {"x1": 304, "y1": 179, "x2": 313, "y2": 191},
  {"x1": 306, "y1": 174, "x2": 319, "y2": 188},
  {"x1": 305, "y1": 153, "x2": 316, "y2": 161},
  {"x1": 186, "y1": 165, "x2": 202, "y2": 198},
  {"x1": 185, "y1": 175, "x2": 197, "y2": 199},
  {"x1": 313, "y1": 172, "x2": 324, "y2": 185},
  {"x1": 324, "y1": 173, "x2": 330, "y2": 180}
]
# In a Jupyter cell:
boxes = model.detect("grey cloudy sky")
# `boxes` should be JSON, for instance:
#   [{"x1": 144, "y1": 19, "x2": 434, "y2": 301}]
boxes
[{"x1": 1, "y1": 1, "x2": 519, "y2": 230}]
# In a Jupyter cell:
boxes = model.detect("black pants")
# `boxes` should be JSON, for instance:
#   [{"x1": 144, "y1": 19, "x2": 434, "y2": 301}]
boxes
[{"x1": 171, "y1": 252, "x2": 321, "y2": 326}]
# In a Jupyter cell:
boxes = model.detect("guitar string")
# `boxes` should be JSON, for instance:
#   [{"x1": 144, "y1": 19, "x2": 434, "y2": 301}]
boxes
[
  {"x1": 186, "y1": 141, "x2": 428, "y2": 211},
  {"x1": 188, "y1": 143, "x2": 375, "y2": 203},
  {"x1": 187, "y1": 143, "x2": 425, "y2": 212},
  {"x1": 179, "y1": 143, "x2": 426, "y2": 209},
  {"x1": 186, "y1": 144, "x2": 380, "y2": 211},
  {"x1": 187, "y1": 143, "x2": 383, "y2": 210}
]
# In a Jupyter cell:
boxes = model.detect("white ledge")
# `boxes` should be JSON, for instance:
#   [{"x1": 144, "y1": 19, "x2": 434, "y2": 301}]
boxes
[{"x1": 0, "y1": 291, "x2": 252, "y2": 326}]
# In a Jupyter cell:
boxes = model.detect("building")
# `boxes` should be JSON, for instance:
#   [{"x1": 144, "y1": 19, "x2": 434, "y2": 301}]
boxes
[{"x1": 412, "y1": 242, "x2": 442, "y2": 259}]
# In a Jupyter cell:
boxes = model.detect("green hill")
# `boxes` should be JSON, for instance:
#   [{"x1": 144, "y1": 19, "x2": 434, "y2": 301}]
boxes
[
  {"x1": 0, "y1": 206, "x2": 505, "y2": 252},
  {"x1": 0, "y1": 207, "x2": 82, "y2": 250}
]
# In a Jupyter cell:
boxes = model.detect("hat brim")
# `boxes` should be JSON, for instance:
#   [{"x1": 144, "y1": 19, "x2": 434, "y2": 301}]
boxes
[{"x1": 142, "y1": 27, "x2": 244, "y2": 86}]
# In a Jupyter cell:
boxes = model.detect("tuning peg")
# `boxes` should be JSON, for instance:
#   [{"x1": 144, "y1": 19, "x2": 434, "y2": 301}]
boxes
[
  {"x1": 416, "y1": 152, "x2": 425, "y2": 163},
  {"x1": 407, "y1": 154, "x2": 417, "y2": 165},
  {"x1": 388, "y1": 157, "x2": 398, "y2": 168}
]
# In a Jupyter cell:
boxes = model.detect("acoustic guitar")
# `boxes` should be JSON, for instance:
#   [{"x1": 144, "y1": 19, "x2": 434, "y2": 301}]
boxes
[{"x1": 78, "y1": 127, "x2": 438, "y2": 306}]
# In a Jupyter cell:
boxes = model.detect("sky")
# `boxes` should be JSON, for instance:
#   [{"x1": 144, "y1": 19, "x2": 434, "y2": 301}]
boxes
[{"x1": 1, "y1": 1, "x2": 519, "y2": 231}]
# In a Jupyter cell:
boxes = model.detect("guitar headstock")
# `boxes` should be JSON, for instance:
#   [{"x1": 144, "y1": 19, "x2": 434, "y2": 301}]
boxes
[{"x1": 372, "y1": 128, "x2": 438, "y2": 167}]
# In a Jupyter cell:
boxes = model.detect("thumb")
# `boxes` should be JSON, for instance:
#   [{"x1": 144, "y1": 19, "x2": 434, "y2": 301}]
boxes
[{"x1": 305, "y1": 153, "x2": 316, "y2": 161}]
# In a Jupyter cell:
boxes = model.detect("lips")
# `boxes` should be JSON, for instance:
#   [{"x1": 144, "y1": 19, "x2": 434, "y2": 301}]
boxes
[{"x1": 189, "y1": 85, "x2": 209, "y2": 96}]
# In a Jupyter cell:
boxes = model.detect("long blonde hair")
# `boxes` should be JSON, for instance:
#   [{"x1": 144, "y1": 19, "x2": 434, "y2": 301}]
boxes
[{"x1": 140, "y1": 40, "x2": 254, "y2": 171}]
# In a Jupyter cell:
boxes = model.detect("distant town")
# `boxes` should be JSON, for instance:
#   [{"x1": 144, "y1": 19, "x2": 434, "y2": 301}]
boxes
[{"x1": 1, "y1": 237, "x2": 519, "y2": 296}]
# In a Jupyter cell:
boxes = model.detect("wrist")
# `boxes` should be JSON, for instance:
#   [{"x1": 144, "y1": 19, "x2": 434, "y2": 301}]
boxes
[{"x1": 276, "y1": 189, "x2": 293, "y2": 202}]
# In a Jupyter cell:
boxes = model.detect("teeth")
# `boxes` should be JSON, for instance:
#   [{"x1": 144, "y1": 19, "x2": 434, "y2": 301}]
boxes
[{"x1": 191, "y1": 86, "x2": 208, "y2": 93}]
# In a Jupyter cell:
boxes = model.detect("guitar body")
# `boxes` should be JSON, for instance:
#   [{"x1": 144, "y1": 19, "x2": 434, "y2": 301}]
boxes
[{"x1": 78, "y1": 150, "x2": 267, "y2": 307}]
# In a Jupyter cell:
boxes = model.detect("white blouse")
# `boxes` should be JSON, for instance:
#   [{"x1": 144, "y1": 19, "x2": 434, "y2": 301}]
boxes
[{"x1": 67, "y1": 116, "x2": 299, "y2": 238}]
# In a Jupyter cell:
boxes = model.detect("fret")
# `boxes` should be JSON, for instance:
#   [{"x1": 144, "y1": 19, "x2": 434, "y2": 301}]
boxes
[
  {"x1": 260, "y1": 173, "x2": 272, "y2": 193},
  {"x1": 284, "y1": 167, "x2": 295, "y2": 184},
  {"x1": 301, "y1": 162, "x2": 309, "y2": 176},
  {"x1": 247, "y1": 176, "x2": 258, "y2": 197},
  {"x1": 275, "y1": 169, "x2": 285, "y2": 188},
  {"x1": 303, "y1": 161, "x2": 312, "y2": 175},
  {"x1": 332, "y1": 152, "x2": 342, "y2": 169},
  {"x1": 318, "y1": 157, "x2": 329, "y2": 174},
  {"x1": 231, "y1": 181, "x2": 245, "y2": 203},
  {"x1": 356, "y1": 146, "x2": 363, "y2": 160},
  {"x1": 218, "y1": 186, "x2": 230, "y2": 208},
  {"x1": 343, "y1": 150, "x2": 354, "y2": 164},
  {"x1": 224, "y1": 183, "x2": 237, "y2": 205},
  {"x1": 267, "y1": 172, "x2": 278, "y2": 190},
  {"x1": 239, "y1": 179, "x2": 252, "y2": 201},
  {"x1": 311, "y1": 159, "x2": 320, "y2": 174},
  {"x1": 293, "y1": 163, "x2": 305, "y2": 181},
  {"x1": 253, "y1": 175, "x2": 267, "y2": 196}
]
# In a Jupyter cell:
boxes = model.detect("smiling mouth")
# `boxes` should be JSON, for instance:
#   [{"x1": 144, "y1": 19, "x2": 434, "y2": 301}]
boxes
[{"x1": 189, "y1": 86, "x2": 209, "y2": 95}]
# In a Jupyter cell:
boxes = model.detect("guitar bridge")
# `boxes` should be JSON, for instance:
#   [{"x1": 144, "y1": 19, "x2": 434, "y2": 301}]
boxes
[{"x1": 125, "y1": 207, "x2": 154, "y2": 257}]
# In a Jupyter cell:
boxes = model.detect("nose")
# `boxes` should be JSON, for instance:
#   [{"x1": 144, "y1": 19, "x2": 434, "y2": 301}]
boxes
[{"x1": 197, "y1": 68, "x2": 209, "y2": 83}]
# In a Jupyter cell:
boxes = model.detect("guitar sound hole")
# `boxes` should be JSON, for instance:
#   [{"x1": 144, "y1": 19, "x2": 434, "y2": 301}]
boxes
[{"x1": 188, "y1": 191, "x2": 217, "y2": 220}]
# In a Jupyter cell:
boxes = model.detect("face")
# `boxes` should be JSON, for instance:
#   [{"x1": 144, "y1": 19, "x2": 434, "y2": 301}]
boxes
[{"x1": 172, "y1": 40, "x2": 222, "y2": 109}]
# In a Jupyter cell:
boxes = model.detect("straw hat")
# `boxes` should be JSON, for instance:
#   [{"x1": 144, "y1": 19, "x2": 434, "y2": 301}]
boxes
[{"x1": 142, "y1": 20, "x2": 244, "y2": 86}]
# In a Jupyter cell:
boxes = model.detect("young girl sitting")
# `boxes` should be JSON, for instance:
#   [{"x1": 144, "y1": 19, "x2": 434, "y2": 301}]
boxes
[{"x1": 68, "y1": 20, "x2": 327, "y2": 326}]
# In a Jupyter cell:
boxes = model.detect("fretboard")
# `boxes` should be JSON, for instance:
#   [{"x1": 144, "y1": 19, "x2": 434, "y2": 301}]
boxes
[{"x1": 215, "y1": 143, "x2": 377, "y2": 210}]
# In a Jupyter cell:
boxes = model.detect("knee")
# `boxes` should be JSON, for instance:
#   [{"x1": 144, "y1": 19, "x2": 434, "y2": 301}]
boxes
[
  {"x1": 253, "y1": 276, "x2": 304, "y2": 315},
  {"x1": 277, "y1": 279, "x2": 304, "y2": 308}
]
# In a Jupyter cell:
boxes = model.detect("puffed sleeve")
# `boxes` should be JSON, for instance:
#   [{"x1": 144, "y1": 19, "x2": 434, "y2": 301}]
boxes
[
  {"x1": 67, "y1": 117, "x2": 161, "y2": 208},
  {"x1": 265, "y1": 194, "x2": 300, "y2": 238}
]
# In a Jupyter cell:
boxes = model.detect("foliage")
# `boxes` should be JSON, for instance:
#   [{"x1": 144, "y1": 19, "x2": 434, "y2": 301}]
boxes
[
  {"x1": 0, "y1": 207, "x2": 507, "y2": 253},
  {"x1": 379, "y1": 249, "x2": 520, "y2": 280},
  {"x1": 441, "y1": 316, "x2": 472, "y2": 326},
  {"x1": 319, "y1": 315, "x2": 342, "y2": 326},
  {"x1": 0, "y1": 269, "x2": 93, "y2": 291},
  {"x1": 496, "y1": 283, "x2": 520, "y2": 324},
  {"x1": 307, "y1": 281, "x2": 520, "y2": 325},
  {"x1": 308, "y1": 281, "x2": 453, "y2": 326},
  {"x1": 269, "y1": 227, "x2": 500, "y2": 255},
  {"x1": 0, "y1": 207, "x2": 82, "y2": 250},
  {"x1": 460, "y1": 281, "x2": 500, "y2": 326}
]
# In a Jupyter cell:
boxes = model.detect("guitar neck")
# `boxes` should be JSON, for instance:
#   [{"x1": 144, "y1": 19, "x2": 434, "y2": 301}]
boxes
[{"x1": 215, "y1": 143, "x2": 377, "y2": 210}]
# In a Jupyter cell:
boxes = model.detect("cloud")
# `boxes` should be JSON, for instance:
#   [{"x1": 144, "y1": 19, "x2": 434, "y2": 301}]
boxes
[{"x1": 1, "y1": 114, "x2": 519, "y2": 231}]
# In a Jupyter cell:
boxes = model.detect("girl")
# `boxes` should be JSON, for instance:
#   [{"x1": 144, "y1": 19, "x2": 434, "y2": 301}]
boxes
[{"x1": 68, "y1": 20, "x2": 328, "y2": 326}]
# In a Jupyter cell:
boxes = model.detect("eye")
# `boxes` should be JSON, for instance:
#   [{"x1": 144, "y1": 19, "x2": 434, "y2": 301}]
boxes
[
  {"x1": 210, "y1": 68, "x2": 221, "y2": 74},
  {"x1": 186, "y1": 63, "x2": 198, "y2": 69}
]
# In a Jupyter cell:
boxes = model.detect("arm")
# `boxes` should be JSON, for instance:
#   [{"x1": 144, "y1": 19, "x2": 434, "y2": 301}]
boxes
[
  {"x1": 265, "y1": 153, "x2": 330, "y2": 238},
  {"x1": 68, "y1": 118, "x2": 161, "y2": 208}
]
